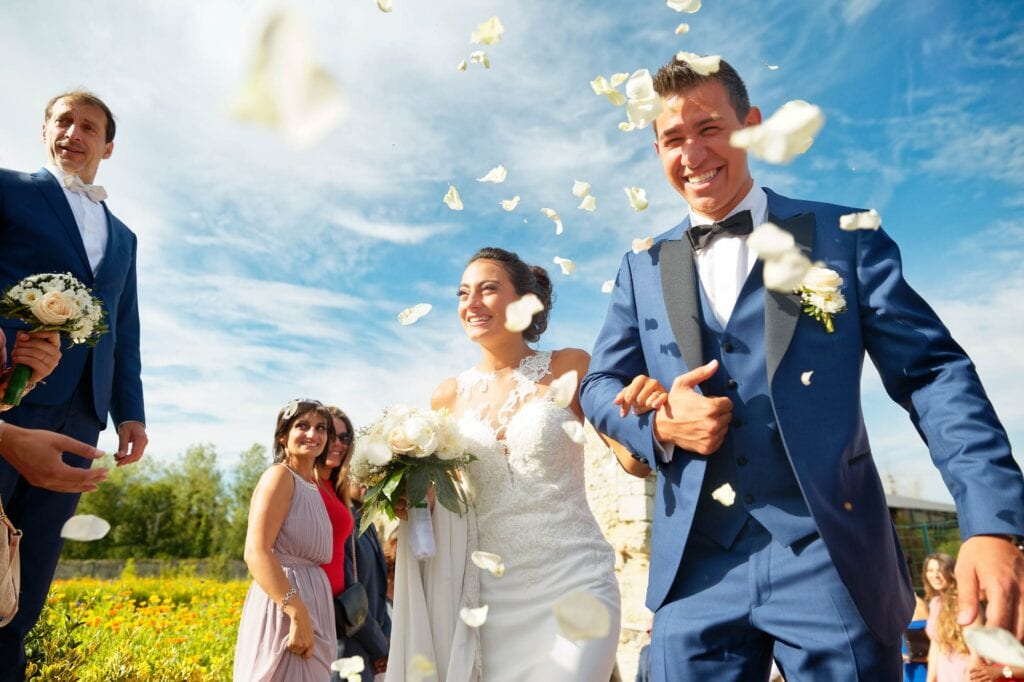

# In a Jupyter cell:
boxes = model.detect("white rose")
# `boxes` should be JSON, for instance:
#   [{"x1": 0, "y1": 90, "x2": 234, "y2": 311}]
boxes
[
  {"x1": 801, "y1": 266, "x2": 843, "y2": 293},
  {"x1": 30, "y1": 290, "x2": 79, "y2": 325},
  {"x1": 353, "y1": 436, "x2": 393, "y2": 467},
  {"x1": 398, "y1": 415, "x2": 439, "y2": 457},
  {"x1": 434, "y1": 417, "x2": 466, "y2": 460}
]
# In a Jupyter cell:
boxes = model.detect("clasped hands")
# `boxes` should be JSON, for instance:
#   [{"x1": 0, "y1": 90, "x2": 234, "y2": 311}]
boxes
[{"x1": 615, "y1": 359, "x2": 732, "y2": 455}]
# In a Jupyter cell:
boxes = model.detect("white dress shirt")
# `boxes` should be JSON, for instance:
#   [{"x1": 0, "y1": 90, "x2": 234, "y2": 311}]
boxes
[{"x1": 45, "y1": 165, "x2": 108, "y2": 275}]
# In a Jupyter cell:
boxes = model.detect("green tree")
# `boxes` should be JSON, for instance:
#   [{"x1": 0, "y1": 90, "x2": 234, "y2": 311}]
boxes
[
  {"x1": 220, "y1": 443, "x2": 270, "y2": 559},
  {"x1": 164, "y1": 443, "x2": 226, "y2": 557}
]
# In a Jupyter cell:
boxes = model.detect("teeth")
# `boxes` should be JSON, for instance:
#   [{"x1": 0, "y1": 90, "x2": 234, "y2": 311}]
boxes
[{"x1": 688, "y1": 169, "x2": 717, "y2": 183}]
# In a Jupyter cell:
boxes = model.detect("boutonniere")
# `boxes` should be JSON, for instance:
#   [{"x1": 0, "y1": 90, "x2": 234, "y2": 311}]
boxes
[{"x1": 796, "y1": 266, "x2": 846, "y2": 333}]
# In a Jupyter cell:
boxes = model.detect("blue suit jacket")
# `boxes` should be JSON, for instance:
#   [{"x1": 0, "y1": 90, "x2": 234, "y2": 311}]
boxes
[
  {"x1": 580, "y1": 188, "x2": 1024, "y2": 643},
  {"x1": 0, "y1": 168, "x2": 144, "y2": 427}
]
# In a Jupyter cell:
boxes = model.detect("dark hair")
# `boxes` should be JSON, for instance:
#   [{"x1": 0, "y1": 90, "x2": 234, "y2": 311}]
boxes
[
  {"x1": 324, "y1": 405, "x2": 355, "y2": 493},
  {"x1": 652, "y1": 55, "x2": 750, "y2": 124},
  {"x1": 44, "y1": 90, "x2": 117, "y2": 143},
  {"x1": 272, "y1": 399, "x2": 336, "y2": 468},
  {"x1": 922, "y1": 552, "x2": 955, "y2": 601},
  {"x1": 468, "y1": 247, "x2": 553, "y2": 343}
]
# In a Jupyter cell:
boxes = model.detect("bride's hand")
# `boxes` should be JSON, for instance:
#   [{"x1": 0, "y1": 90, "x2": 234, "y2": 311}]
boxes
[
  {"x1": 614, "y1": 375, "x2": 668, "y2": 416},
  {"x1": 394, "y1": 487, "x2": 435, "y2": 520}
]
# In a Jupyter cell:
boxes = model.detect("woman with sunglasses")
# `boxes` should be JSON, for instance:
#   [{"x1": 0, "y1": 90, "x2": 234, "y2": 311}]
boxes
[{"x1": 234, "y1": 399, "x2": 337, "y2": 682}]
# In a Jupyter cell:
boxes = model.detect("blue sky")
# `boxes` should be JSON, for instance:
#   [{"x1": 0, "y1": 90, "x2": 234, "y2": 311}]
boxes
[{"x1": 1, "y1": 0, "x2": 1021, "y2": 502}]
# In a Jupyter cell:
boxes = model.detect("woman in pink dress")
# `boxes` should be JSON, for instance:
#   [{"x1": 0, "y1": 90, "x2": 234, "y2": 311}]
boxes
[
  {"x1": 234, "y1": 399, "x2": 338, "y2": 681},
  {"x1": 924, "y1": 553, "x2": 974, "y2": 682}
]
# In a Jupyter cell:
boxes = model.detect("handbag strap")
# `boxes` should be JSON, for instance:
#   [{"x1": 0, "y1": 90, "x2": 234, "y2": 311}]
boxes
[{"x1": 350, "y1": 514, "x2": 358, "y2": 582}]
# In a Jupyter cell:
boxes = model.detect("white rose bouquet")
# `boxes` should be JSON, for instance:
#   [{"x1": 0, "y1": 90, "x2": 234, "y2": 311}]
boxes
[
  {"x1": 350, "y1": 404, "x2": 474, "y2": 559},
  {"x1": 0, "y1": 272, "x2": 109, "y2": 405}
]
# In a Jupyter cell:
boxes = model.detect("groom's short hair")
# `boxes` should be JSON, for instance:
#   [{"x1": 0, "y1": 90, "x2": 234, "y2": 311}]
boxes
[
  {"x1": 652, "y1": 55, "x2": 751, "y2": 122},
  {"x1": 44, "y1": 89, "x2": 117, "y2": 144}
]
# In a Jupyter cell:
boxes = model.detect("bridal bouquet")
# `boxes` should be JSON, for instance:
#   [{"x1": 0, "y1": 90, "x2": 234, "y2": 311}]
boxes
[
  {"x1": 0, "y1": 273, "x2": 108, "y2": 405},
  {"x1": 350, "y1": 404, "x2": 474, "y2": 559}
]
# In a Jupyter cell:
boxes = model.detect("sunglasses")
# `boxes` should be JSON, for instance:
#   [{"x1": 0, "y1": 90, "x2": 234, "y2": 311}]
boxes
[
  {"x1": 336, "y1": 432, "x2": 353, "y2": 445},
  {"x1": 280, "y1": 398, "x2": 324, "y2": 420}
]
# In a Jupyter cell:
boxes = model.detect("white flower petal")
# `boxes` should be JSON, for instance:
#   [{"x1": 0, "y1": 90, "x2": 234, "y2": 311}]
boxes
[
  {"x1": 230, "y1": 11, "x2": 348, "y2": 149},
  {"x1": 623, "y1": 70, "x2": 663, "y2": 129},
  {"x1": 767, "y1": 64, "x2": 780, "y2": 70},
  {"x1": 624, "y1": 186, "x2": 649, "y2": 212},
  {"x1": 601, "y1": 280, "x2": 615, "y2": 294},
  {"x1": 477, "y1": 164, "x2": 507, "y2": 183},
  {"x1": 60, "y1": 514, "x2": 111, "y2": 542},
  {"x1": 501, "y1": 195, "x2": 520, "y2": 211},
  {"x1": 443, "y1": 185, "x2": 464, "y2": 210},
  {"x1": 376, "y1": 0, "x2": 393, "y2": 12},
  {"x1": 398, "y1": 303, "x2": 432, "y2": 326},
  {"x1": 618, "y1": 121, "x2": 637, "y2": 132},
  {"x1": 839, "y1": 209, "x2": 881, "y2": 231},
  {"x1": 541, "y1": 208, "x2": 564, "y2": 235},
  {"x1": 457, "y1": 60, "x2": 467, "y2": 72},
  {"x1": 763, "y1": 250, "x2": 812, "y2": 292},
  {"x1": 729, "y1": 99, "x2": 825, "y2": 164},
  {"x1": 561, "y1": 421, "x2": 586, "y2": 444},
  {"x1": 674, "y1": 23, "x2": 690, "y2": 34},
  {"x1": 572, "y1": 180, "x2": 591, "y2": 198},
  {"x1": 631, "y1": 237, "x2": 654, "y2": 254},
  {"x1": 553, "y1": 591, "x2": 611, "y2": 641},
  {"x1": 747, "y1": 222, "x2": 796, "y2": 259},
  {"x1": 408, "y1": 655, "x2": 436, "y2": 682},
  {"x1": 711, "y1": 483, "x2": 736, "y2": 507},
  {"x1": 470, "y1": 16, "x2": 504, "y2": 46},
  {"x1": 609, "y1": 72, "x2": 629, "y2": 87},
  {"x1": 578, "y1": 195, "x2": 597, "y2": 212},
  {"x1": 675, "y1": 51, "x2": 721, "y2": 76},
  {"x1": 460, "y1": 605, "x2": 489, "y2": 628},
  {"x1": 589, "y1": 76, "x2": 627, "y2": 106},
  {"x1": 801, "y1": 371, "x2": 814, "y2": 386},
  {"x1": 504, "y1": 294, "x2": 545, "y2": 333},
  {"x1": 331, "y1": 656, "x2": 366, "y2": 675},
  {"x1": 549, "y1": 370, "x2": 579, "y2": 408},
  {"x1": 667, "y1": 0, "x2": 701, "y2": 13},
  {"x1": 963, "y1": 627, "x2": 1024, "y2": 668},
  {"x1": 471, "y1": 550, "x2": 506, "y2": 577},
  {"x1": 552, "y1": 256, "x2": 575, "y2": 276},
  {"x1": 469, "y1": 50, "x2": 491, "y2": 69},
  {"x1": 801, "y1": 266, "x2": 844, "y2": 293}
]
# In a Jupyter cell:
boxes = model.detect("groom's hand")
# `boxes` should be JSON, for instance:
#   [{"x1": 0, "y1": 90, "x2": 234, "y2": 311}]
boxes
[
  {"x1": 653, "y1": 360, "x2": 732, "y2": 455},
  {"x1": 955, "y1": 534, "x2": 1024, "y2": 639}
]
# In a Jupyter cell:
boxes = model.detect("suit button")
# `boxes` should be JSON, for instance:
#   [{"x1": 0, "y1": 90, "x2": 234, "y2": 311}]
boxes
[
  {"x1": 737, "y1": 456, "x2": 748, "y2": 467},
  {"x1": 744, "y1": 494, "x2": 754, "y2": 504},
  {"x1": 723, "y1": 342, "x2": 734, "y2": 353},
  {"x1": 726, "y1": 379, "x2": 738, "y2": 389}
]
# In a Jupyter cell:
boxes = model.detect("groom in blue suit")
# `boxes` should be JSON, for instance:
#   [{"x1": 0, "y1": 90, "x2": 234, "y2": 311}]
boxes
[
  {"x1": 581, "y1": 56, "x2": 1024, "y2": 680},
  {"x1": 0, "y1": 91, "x2": 147, "y2": 678}
]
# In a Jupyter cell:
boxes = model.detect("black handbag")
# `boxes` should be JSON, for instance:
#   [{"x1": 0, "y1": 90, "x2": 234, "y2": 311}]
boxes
[{"x1": 334, "y1": 531, "x2": 369, "y2": 637}]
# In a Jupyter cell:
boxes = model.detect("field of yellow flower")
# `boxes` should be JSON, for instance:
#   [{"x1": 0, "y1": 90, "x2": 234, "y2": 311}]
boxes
[{"x1": 25, "y1": 573, "x2": 250, "y2": 681}]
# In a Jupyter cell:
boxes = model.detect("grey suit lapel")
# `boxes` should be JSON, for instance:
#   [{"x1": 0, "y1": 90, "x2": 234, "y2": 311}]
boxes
[
  {"x1": 33, "y1": 171, "x2": 92, "y2": 275},
  {"x1": 660, "y1": 239, "x2": 704, "y2": 373},
  {"x1": 765, "y1": 211, "x2": 815, "y2": 386}
]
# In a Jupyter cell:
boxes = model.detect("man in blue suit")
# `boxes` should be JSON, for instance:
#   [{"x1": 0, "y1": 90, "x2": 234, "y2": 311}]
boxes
[
  {"x1": 581, "y1": 56, "x2": 1024, "y2": 681},
  {"x1": 0, "y1": 90, "x2": 147, "y2": 678}
]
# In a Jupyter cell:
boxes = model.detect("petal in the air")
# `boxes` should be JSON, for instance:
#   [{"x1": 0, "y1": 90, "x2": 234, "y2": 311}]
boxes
[
  {"x1": 763, "y1": 250, "x2": 812, "y2": 292},
  {"x1": 549, "y1": 370, "x2": 579, "y2": 408},
  {"x1": 572, "y1": 180, "x2": 591, "y2": 198},
  {"x1": 801, "y1": 371, "x2": 814, "y2": 386},
  {"x1": 471, "y1": 550, "x2": 506, "y2": 577},
  {"x1": 460, "y1": 605, "x2": 489, "y2": 628},
  {"x1": 578, "y1": 195, "x2": 597, "y2": 212},
  {"x1": 963, "y1": 627, "x2": 1024, "y2": 668},
  {"x1": 61, "y1": 514, "x2": 111, "y2": 541},
  {"x1": 561, "y1": 421, "x2": 586, "y2": 444},
  {"x1": 667, "y1": 0, "x2": 702, "y2": 13},
  {"x1": 553, "y1": 591, "x2": 611, "y2": 641},
  {"x1": 469, "y1": 51, "x2": 491, "y2": 69},
  {"x1": 501, "y1": 195, "x2": 520, "y2": 211},
  {"x1": 376, "y1": 0, "x2": 393, "y2": 12},
  {"x1": 675, "y1": 51, "x2": 721, "y2": 76},
  {"x1": 398, "y1": 303, "x2": 432, "y2": 326},
  {"x1": 541, "y1": 208, "x2": 564, "y2": 235},
  {"x1": 477, "y1": 165, "x2": 508, "y2": 183},
  {"x1": 839, "y1": 209, "x2": 881, "y2": 231},
  {"x1": 408, "y1": 655, "x2": 436, "y2": 682},
  {"x1": 457, "y1": 60, "x2": 467, "y2": 71},
  {"x1": 711, "y1": 483, "x2": 736, "y2": 507},
  {"x1": 601, "y1": 280, "x2": 615, "y2": 294},
  {"x1": 505, "y1": 294, "x2": 545, "y2": 332},
  {"x1": 624, "y1": 186, "x2": 649, "y2": 212},
  {"x1": 444, "y1": 185, "x2": 464, "y2": 210},
  {"x1": 552, "y1": 256, "x2": 576, "y2": 276},
  {"x1": 747, "y1": 222, "x2": 795, "y2": 259},
  {"x1": 470, "y1": 16, "x2": 505, "y2": 45},
  {"x1": 729, "y1": 99, "x2": 825, "y2": 164},
  {"x1": 632, "y1": 237, "x2": 654, "y2": 254}
]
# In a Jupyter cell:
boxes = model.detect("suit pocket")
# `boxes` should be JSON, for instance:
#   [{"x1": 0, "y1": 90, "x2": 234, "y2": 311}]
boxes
[{"x1": 847, "y1": 449, "x2": 871, "y2": 466}]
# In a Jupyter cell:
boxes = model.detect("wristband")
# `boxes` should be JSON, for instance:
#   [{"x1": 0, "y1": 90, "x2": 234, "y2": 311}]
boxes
[{"x1": 280, "y1": 587, "x2": 297, "y2": 608}]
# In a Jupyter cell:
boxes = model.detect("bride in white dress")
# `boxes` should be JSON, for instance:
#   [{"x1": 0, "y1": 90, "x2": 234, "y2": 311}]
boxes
[{"x1": 386, "y1": 247, "x2": 621, "y2": 682}]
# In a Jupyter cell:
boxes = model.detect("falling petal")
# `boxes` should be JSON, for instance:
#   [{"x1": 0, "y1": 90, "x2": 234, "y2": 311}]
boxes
[
  {"x1": 541, "y1": 208, "x2": 564, "y2": 235},
  {"x1": 801, "y1": 371, "x2": 813, "y2": 386},
  {"x1": 711, "y1": 483, "x2": 736, "y2": 507},
  {"x1": 398, "y1": 303, "x2": 432, "y2": 326},
  {"x1": 729, "y1": 99, "x2": 825, "y2": 164},
  {"x1": 457, "y1": 60, "x2": 467, "y2": 71},
  {"x1": 675, "y1": 23, "x2": 690, "y2": 34},
  {"x1": 505, "y1": 294, "x2": 545, "y2": 332},
  {"x1": 501, "y1": 195, "x2": 520, "y2": 211},
  {"x1": 60, "y1": 514, "x2": 111, "y2": 541},
  {"x1": 767, "y1": 64, "x2": 780, "y2": 70},
  {"x1": 578, "y1": 195, "x2": 597, "y2": 212},
  {"x1": 443, "y1": 185, "x2": 464, "y2": 210},
  {"x1": 590, "y1": 76, "x2": 627, "y2": 106},
  {"x1": 623, "y1": 69, "x2": 663, "y2": 129},
  {"x1": 624, "y1": 186, "x2": 649, "y2": 212},
  {"x1": 763, "y1": 249, "x2": 812, "y2": 292},
  {"x1": 839, "y1": 209, "x2": 881, "y2": 231},
  {"x1": 477, "y1": 164, "x2": 507, "y2": 183},
  {"x1": 675, "y1": 51, "x2": 721, "y2": 76},
  {"x1": 747, "y1": 222, "x2": 796, "y2": 259},
  {"x1": 618, "y1": 122, "x2": 636, "y2": 132},
  {"x1": 460, "y1": 605, "x2": 489, "y2": 628},
  {"x1": 376, "y1": 0, "x2": 393, "y2": 12},
  {"x1": 553, "y1": 591, "x2": 611, "y2": 641},
  {"x1": 470, "y1": 16, "x2": 505, "y2": 45},
  {"x1": 471, "y1": 550, "x2": 506, "y2": 577},
  {"x1": 561, "y1": 421, "x2": 586, "y2": 444},
  {"x1": 230, "y1": 11, "x2": 348, "y2": 149},
  {"x1": 667, "y1": 0, "x2": 702, "y2": 12},
  {"x1": 408, "y1": 655, "x2": 436, "y2": 682},
  {"x1": 572, "y1": 180, "x2": 591, "y2": 198},
  {"x1": 552, "y1": 256, "x2": 575, "y2": 276},
  {"x1": 631, "y1": 237, "x2": 654, "y2": 254},
  {"x1": 609, "y1": 72, "x2": 629, "y2": 87},
  {"x1": 964, "y1": 627, "x2": 1024, "y2": 668},
  {"x1": 331, "y1": 656, "x2": 366, "y2": 676},
  {"x1": 601, "y1": 280, "x2": 615, "y2": 294},
  {"x1": 469, "y1": 51, "x2": 491, "y2": 69},
  {"x1": 549, "y1": 370, "x2": 579, "y2": 408}
]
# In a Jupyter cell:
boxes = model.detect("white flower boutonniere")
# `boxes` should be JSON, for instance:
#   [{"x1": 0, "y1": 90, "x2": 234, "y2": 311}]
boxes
[{"x1": 796, "y1": 266, "x2": 846, "y2": 333}]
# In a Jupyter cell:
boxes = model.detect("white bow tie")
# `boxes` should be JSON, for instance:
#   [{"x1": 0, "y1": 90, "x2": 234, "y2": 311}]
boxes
[{"x1": 62, "y1": 174, "x2": 108, "y2": 203}]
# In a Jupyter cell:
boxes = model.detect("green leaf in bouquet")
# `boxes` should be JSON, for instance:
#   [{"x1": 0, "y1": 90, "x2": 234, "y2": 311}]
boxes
[
  {"x1": 432, "y1": 470, "x2": 463, "y2": 516},
  {"x1": 382, "y1": 467, "x2": 405, "y2": 500},
  {"x1": 405, "y1": 464, "x2": 431, "y2": 507}
]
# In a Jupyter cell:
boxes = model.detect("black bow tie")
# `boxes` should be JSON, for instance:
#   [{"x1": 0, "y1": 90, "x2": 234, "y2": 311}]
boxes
[{"x1": 686, "y1": 210, "x2": 754, "y2": 251}]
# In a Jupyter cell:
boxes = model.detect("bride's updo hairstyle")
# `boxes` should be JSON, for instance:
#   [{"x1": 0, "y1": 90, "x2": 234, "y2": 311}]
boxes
[{"x1": 469, "y1": 247, "x2": 553, "y2": 343}]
